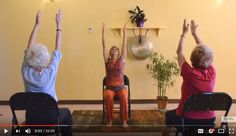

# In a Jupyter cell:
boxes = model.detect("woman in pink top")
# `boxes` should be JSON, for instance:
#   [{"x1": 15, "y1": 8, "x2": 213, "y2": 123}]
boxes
[
  {"x1": 165, "y1": 19, "x2": 216, "y2": 132},
  {"x1": 102, "y1": 23, "x2": 128, "y2": 128}
]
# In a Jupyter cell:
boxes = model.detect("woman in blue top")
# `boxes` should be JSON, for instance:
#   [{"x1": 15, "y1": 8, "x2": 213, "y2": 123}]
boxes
[{"x1": 22, "y1": 10, "x2": 72, "y2": 136}]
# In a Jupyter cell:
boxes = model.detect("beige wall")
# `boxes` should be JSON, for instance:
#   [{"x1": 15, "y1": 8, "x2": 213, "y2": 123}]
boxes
[{"x1": 1, "y1": 0, "x2": 236, "y2": 100}]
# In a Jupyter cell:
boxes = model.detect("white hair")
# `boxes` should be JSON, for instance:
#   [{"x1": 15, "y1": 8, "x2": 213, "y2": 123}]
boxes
[
  {"x1": 190, "y1": 44, "x2": 213, "y2": 69},
  {"x1": 25, "y1": 43, "x2": 50, "y2": 67}
]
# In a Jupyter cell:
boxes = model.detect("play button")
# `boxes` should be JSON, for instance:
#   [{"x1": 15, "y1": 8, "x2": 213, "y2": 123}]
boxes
[{"x1": 4, "y1": 129, "x2": 8, "y2": 134}]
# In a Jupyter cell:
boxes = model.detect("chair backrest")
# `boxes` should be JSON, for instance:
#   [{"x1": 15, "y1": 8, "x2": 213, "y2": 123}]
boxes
[
  {"x1": 103, "y1": 75, "x2": 130, "y2": 86},
  {"x1": 183, "y1": 92, "x2": 232, "y2": 117},
  {"x1": 9, "y1": 92, "x2": 58, "y2": 111},
  {"x1": 9, "y1": 92, "x2": 59, "y2": 125}
]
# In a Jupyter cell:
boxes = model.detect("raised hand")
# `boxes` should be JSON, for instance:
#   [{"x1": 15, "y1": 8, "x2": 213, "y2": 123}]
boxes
[
  {"x1": 190, "y1": 20, "x2": 198, "y2": 35},
  {"x1": 182, "y1": 19, "x2": 189, "y2": 35},
  {"x1": 190, "y1": 20, "x2": 202, "y2": 44},
  {"x1": 102, "y1": 23, "x2": 106, "y2": 33},
  {"x1": 56, "y1": 9, "x2": 63, "y2": 29},
  {"x1": 35, "y1": 10, "x2": 42, "y2": 25}
]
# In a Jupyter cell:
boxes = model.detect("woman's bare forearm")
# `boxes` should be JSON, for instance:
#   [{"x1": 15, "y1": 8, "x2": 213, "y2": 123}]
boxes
[
  {"x1": 55, "y1": 10, "x2": 62, "y2": 50},
  {"x1": 27, "y1": 24, "x2": 39, "y2": 49},
  {"x1": 121, "y1": 23, "x2": 127, "y2": 60},
  {"x1": 27, "y1": 11, "x2": 42, "y2": 49}
]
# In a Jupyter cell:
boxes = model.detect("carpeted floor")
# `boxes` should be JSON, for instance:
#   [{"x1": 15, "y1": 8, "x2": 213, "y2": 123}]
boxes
[{"x1": 72, "y1": 110, "x2": 166, "y2": 132}]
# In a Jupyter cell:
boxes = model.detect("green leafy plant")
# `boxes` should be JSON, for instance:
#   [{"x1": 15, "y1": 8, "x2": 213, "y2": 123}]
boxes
[
  {"x1": 128, "y1": 5, "x2": 147, "y2": 27},
  {"x1": 146, "y1": 52, "x2": 180, "y2": 97}
]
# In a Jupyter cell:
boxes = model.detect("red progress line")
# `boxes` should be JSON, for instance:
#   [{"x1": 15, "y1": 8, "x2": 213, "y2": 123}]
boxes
[{"x1": 0, "y1": 124, "x2": 57, "y2": 127}]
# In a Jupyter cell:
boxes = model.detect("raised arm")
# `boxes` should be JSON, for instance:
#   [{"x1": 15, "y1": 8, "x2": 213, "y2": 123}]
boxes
[
  {"x1": 190, "y1": 20, "x2": 203, "y2": 45},
  {"x1": 102, "y1": 23, "x2": 109, "y2": 63},
  {"x1": 27, "y1": 10, "x2": 42, "y2": 49},
  {"x1": 176, "y1": 19, "x2": 188, "y2": 69},
  {"x1": 55, "y1": 9, "x2": 62, "y2": 50},
  {"x1": 120, "y1": 23, "x2": 127, "y2": 61}
]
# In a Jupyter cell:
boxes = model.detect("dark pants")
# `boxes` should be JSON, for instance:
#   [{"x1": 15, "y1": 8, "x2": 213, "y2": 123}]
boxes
[
  {"x1": 165, "y1": 109, "x2": 215, "y2": 135},
  {"x1": 26, "y1": 108, "x2": 72, "y2": 136},
  {"x1": 59, "y1": 108, "x2": 73, "y2": 136}
]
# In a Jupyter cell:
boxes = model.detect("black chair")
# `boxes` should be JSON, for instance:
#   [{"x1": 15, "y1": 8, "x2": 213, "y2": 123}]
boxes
[
  {"x1": 102, "y1": 75, "x2": 131, "y2": 123},
  {"x1": 9, "y1": 92, "x2": 59, "y2": 136},
  {"x1": 176, "y1": 92, "x2": 232, "y2": 136}
]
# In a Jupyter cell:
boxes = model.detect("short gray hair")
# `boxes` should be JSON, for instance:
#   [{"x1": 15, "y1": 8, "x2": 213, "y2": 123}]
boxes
[
  {"x1": 25, "y1": 43, "x2": 50, "y2": 67},
  {"x1": 190, "y1": 44, "x2": 213, "y2": 69}
]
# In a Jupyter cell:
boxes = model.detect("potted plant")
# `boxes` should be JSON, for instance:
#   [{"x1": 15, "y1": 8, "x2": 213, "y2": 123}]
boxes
[
  {"x1": 128, "y1": 6, "x2": 148, "y2": 27},
  {"x1": 146, "y1": 52, "x2": 180, "y2": 109}
]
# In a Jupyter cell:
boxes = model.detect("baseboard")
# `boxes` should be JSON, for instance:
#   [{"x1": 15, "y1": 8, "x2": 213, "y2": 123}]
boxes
[
  {"x1": 0, "y1": 99, "x2": 235, "y2": 105},
  {"x1": 58, "y1": 99, "x2": 181, "y2": 104}
]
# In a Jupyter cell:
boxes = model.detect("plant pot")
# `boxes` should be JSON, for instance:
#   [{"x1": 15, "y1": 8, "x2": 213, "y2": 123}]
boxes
[
  {"x1": 156, "y1": 96, "x2": 168, "y2": 109},
  {"x1": 136, "y1": 21, "x2": 144, "y2": 27}
]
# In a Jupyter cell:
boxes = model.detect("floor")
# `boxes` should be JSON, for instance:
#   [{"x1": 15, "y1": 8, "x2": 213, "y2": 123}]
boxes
[{"x1": 0, "y1": 103, "x2": 236, "y2": 136}]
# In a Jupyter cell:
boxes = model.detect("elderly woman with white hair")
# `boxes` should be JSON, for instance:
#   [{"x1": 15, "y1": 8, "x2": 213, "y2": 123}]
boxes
[
  {"x1": 22, "y1": 10, "x2": 72, "y2": 136},
  {"x1": 165, "y1": 20, "x2": 216, "y2": 135}
]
